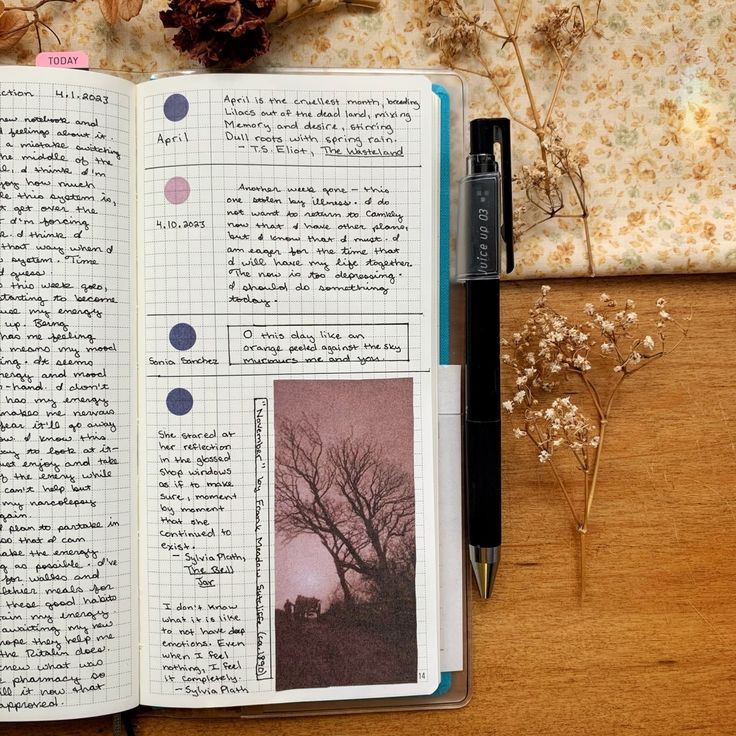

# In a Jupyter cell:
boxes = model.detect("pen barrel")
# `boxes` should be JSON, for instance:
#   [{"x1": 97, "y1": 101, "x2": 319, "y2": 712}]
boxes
[
  {"x1": 464, "y1": 419, "x2": 502, "y2": 548},
  {"x1": 465, "y1": 280, "x2": 500, "y2": 418},
  {"x1": 464, "y1": 280, "x2": 502, "y2": 549}
]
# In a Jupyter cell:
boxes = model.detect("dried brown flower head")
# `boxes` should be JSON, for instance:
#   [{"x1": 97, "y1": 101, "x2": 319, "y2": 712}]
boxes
[
  {"x1": 425, "y1": 0, "x2": 480, "y2": 65},
  {"x1": 160, "y1": 0, "x2": 274, "y2": 67},
  {"x1": 533, "y1": 3, "x2": 585, "y2": 57}
]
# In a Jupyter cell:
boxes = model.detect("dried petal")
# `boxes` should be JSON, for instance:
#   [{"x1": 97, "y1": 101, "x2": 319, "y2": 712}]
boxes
[
  {"x1": 0, "y1": 9, "x2": 29, "y2": 51},
  {"x1": 98, "y1": 0, "x2": 118, "y2": 24},
  {"x1": 118, "y1": 0, "x2": 143, "y2": 21}
]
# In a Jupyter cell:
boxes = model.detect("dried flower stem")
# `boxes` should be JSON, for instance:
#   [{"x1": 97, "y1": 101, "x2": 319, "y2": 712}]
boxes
[
  {"x1": 526, "y1": 419, "x2": 581, "y2": 524},
  {"x1": 548, "y1": 458, "x2": 581, "y2": 525},
  {"x1": 542, "y1": 5, "x2": 589, "y2": 127},
  {"x1": 493, "y1": 0, "x2": 543, "y2": 131},
  {"x1": 3, "y1": 0, "x2": 74, "y2": 12},
  {"x1": 579, "y1": 521, "x2": 586, "y2": 599}
]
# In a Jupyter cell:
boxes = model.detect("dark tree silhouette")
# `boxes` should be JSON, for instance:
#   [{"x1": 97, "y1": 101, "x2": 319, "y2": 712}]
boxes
[{"x1": 275, "y1": 417, "x2": 415, "y2": 606}]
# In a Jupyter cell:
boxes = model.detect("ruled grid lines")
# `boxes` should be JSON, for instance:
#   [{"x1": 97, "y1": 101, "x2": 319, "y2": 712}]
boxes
[
  {"x1": 138, "y1": 79, "x2": 435, "y2": 703},
  {"x1": 0, "y1": 72, "x2": 136, "y2": 719}
]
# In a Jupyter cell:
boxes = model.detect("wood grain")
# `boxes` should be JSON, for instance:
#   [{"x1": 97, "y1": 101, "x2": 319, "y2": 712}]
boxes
[{"x1": 13, "y1": 274, "x2": 736, "y2": 736}]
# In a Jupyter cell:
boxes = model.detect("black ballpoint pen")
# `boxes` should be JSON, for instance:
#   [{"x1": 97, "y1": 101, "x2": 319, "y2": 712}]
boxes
[{"x1": 457, "y1": 118, "x2": 513, "y2": 599}]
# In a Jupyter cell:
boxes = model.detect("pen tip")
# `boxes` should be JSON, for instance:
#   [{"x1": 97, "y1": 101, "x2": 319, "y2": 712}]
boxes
[{"x1": 470, "y1": 546, "x2": 500, "y2": 599}]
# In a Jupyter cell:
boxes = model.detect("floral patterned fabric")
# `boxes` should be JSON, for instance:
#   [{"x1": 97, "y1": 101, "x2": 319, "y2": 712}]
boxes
[{"x1": 6, "y1": 0, "x2": 735, "y2": 279}]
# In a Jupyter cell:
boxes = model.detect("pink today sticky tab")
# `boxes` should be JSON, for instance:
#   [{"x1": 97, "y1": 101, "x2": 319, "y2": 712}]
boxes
[{"x1": 36, "y1": 51, "x2": 89, "y2": 69}]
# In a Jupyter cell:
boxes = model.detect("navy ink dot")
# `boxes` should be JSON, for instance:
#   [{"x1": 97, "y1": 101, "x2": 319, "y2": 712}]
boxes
[
  {"x1": 164, "y1": 94, "x2": 189, "y2": 122},
  {"x1": 169, "y1": 323, "x2": 197, "y2": 351},
  {"x1": 166, "y1": 388, "x2": 193, "y2": 416}
]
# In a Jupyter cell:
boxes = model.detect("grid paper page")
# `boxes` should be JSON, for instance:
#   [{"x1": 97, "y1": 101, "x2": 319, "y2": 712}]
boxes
[
  {"x1": 136, "y1": 73, "x2": 440, "y2": 708},
  {"x1": 0, "y1": 68, "x2": 137, "y2": 721}
]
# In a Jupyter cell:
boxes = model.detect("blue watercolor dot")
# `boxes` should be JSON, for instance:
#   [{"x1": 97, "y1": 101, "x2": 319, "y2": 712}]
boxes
[
  {"x1": 169, "y1": 323, "x2": 197, "y2": 351},
  {"x1": 163, "y1": 94, "x2": 189, "y2": 122},
  {"x1": 166, "y1": 388, "x2": 193, "y2": 416}
]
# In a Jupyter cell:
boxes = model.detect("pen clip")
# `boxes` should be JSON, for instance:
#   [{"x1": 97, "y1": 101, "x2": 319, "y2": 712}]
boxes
[
  {"x1": 489, "y1": 118, "x2": 514, "y2": 275},
  {"x1": 458, "y1": 117, "x2": 515, "y2": 282}
]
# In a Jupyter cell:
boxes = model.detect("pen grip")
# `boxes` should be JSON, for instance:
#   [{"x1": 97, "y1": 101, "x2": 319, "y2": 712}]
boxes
[
  {"x1": 465, "y1": 418, "x2": 502, "y2": 548},
  {"x1": 464, "y1": 279, "x2": 502, "y2": 549}
]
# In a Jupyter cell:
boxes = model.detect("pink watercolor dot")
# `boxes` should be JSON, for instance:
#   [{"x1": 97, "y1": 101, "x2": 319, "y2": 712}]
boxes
[{"x1": 164, "y1": 176, "x2": 191, "y2": 205}]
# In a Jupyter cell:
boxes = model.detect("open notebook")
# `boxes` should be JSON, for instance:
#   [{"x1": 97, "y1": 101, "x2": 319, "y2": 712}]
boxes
[{"x1": 0, "y1": 67, "x2": 455, "y2": 720}]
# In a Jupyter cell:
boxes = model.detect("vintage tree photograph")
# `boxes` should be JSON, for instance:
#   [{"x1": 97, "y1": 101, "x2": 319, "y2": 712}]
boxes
[{"x1": 273, "y1": 377, "x2": 418, "y2": 690}]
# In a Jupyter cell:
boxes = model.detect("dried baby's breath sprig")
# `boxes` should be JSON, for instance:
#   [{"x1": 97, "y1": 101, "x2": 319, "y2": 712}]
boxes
[
  {"x1": 426, "y1": 0, "x2": 482, "y2": 65},
  {"x1": 503, "y1": 286, "x2": 690, "y2": 595},
  {"x1": 532, "y1": 2, "x2": 586, "y2": 62},
  {"x1": 425, "y1": 0, "x2": 601, "y2": 275}
]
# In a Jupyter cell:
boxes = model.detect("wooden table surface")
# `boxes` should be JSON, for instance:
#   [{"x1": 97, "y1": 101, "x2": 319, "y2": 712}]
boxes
[{"x1": 10, "y1": 274, "x2": 736, "y2": 736}]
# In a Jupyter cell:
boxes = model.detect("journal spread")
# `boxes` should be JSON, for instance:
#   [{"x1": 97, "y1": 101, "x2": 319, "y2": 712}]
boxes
[{"x1": 0, "y1": 67, "x2": 445, "y2": 720}]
